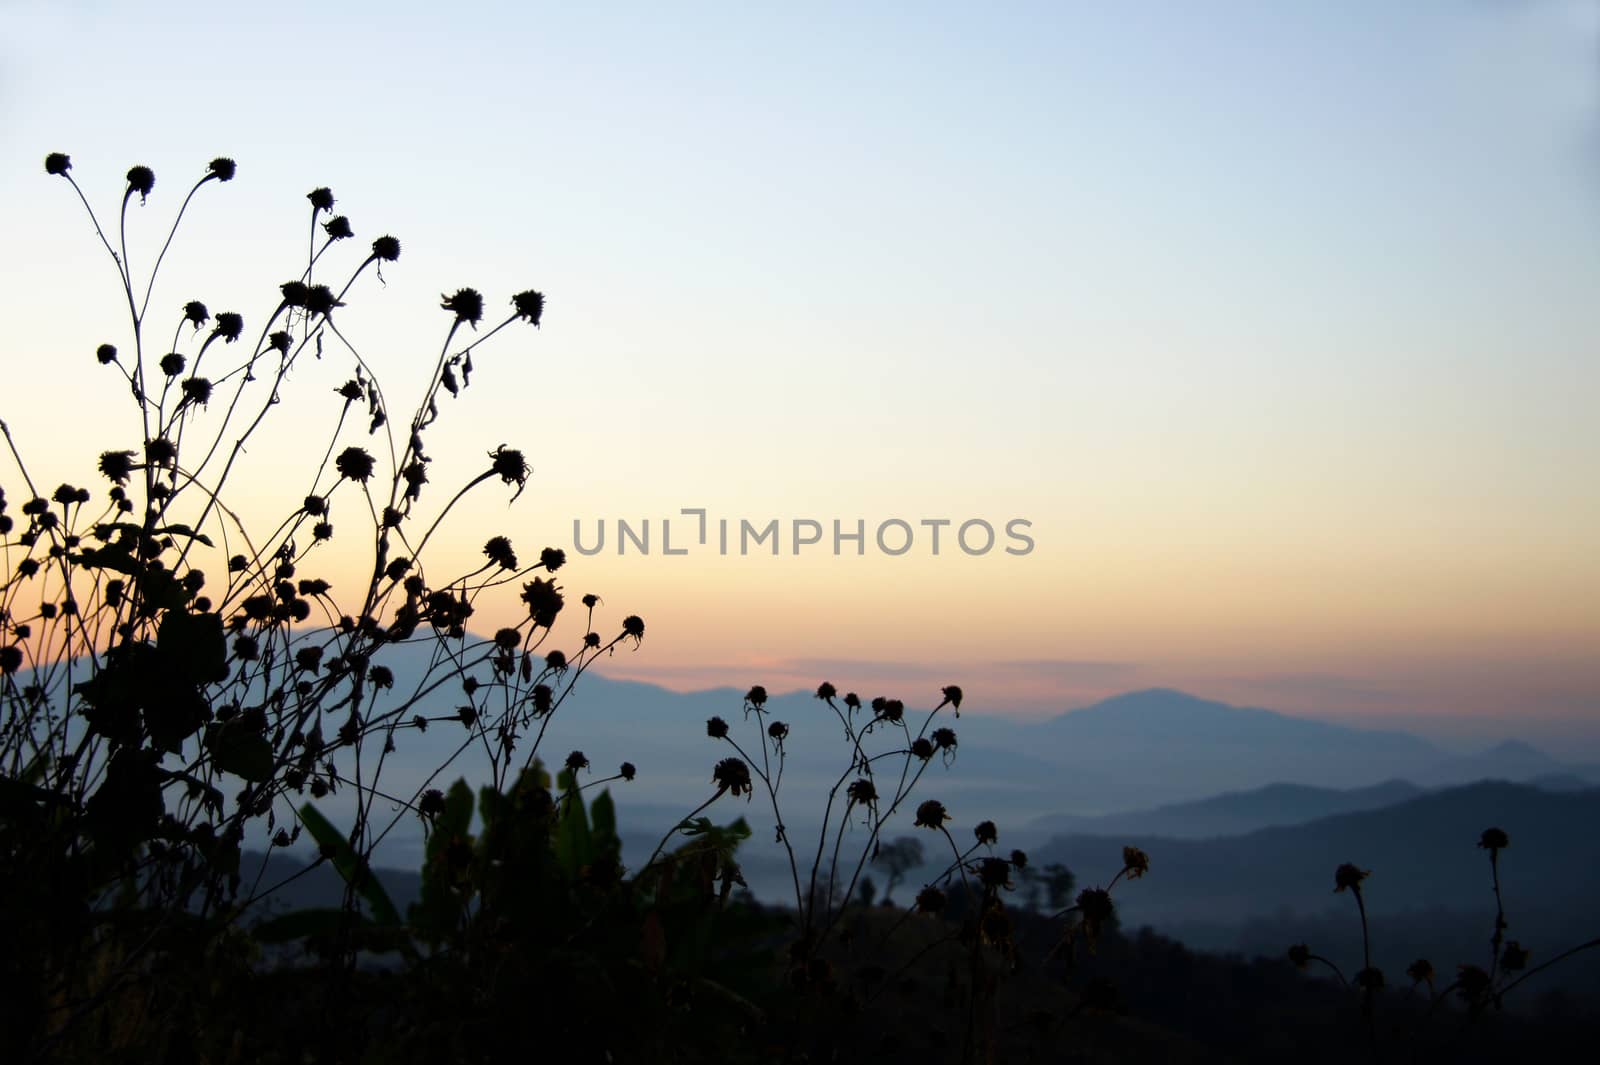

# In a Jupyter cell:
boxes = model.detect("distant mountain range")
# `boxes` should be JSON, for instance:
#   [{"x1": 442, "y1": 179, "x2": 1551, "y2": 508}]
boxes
[
  {"x1": 1029, "y1": 779, "x2": 1600, "y2": 997},
  {"x1": 244, "y1": 639, "x2": 1598, "y2": 888}
]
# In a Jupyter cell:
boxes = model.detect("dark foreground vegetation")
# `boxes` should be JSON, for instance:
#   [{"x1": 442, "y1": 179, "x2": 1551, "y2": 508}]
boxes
[{"x1": 3, "y1": 155, "x2": 1595, "y2": 1063}]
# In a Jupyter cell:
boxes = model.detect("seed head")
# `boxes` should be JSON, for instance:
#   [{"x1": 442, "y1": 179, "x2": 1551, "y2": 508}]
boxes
[
  {"x1": 974, "y1": 820, "x2": 998, "y2": 846},
  {"x1": 520, "y1": 576, "x2": 564, "y2": 628},
  {"x1": 181, "y1": 377, "x2": 213, "y2": 406},
  {"x1": 335, "y1": 447, "x2": 375, "y2": 483},
  {"x1": 371, "y1": 235, "x2": 401, "y2": 262},
  {"x1": 307, "y1": 186, "x2": 334, "y2": 212},
  {"x1": 512, "y1": 289, "x2": 544, "y2": 325},
  {"x1": 208, "y1": 157, "x2": 236, "y2": 181},
  {"x1": 441, "y1": 288, "x2": 484, "y2": 327},
  {"x1": 482, "y1": 536, "x2": 517, "y2": 570},
  {"x1": 96, "y1": 343, "x2": 118, "y2": 364},
  {"x1": 213, "y1": 312, "x2": 244, "y2": 342},
  {"x1": 914, "y1": 800, "x2": 949, "y2": 830},
  {"x1": 539, "y1": 546, "x2": 565, "y2": 571},
  {"x1": 746, "y1": 685, "x2": 768, "y2": 708},
  {"x1": 707, "y1": 716, "x2": 730, "y2": 739},
  {"x1": 323, "y1": 215, "x2": 353, "y2": 240},
  {"x1": 45, "y1": 152, "x2": 71, "y2": 176},
  {"x1": 1478, "y1": 827, "x2": 1509, "y2": 852},
  {"x1": 712, "y1": 757, "x2": 752, "y2": 798},
  {"x1": 98, "y1": 450, "x2": 136, "y2": 484},
  {"x1": 418, "y1": 789, "x2": 446, "y2": 819},
  {"x1": 126, "y1": 165, "x2": 155, "y2": 201},
  {"x1": 1333, "y1": 863, "x2": 1369, "y2": 893},
  {"x1": 1121, "y1": 846, "x2": 1150, "y2": 879},
  {"x1": 620, "y1": 762, "x2": 636, "y2": 781}
]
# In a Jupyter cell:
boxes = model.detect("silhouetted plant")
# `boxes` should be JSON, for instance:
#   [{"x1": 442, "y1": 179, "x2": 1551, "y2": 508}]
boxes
[
  {"x1": 1287, "y1": 825, "x2": 1600, "y2": 1056},
  {"x1": 1, "y1": 153, "x2": 644, "y2": 1060}
]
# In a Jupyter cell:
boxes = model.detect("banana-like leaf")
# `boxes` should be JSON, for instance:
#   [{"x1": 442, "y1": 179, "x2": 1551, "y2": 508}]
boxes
[{"x1": 298, "y1": 802, "x2": 402, "y2": 927}]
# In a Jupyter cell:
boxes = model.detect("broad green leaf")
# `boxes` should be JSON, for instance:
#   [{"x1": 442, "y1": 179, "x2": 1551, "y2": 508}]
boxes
[{"x1": 298, "y1": 802, "x2": 402, "y2": 927}]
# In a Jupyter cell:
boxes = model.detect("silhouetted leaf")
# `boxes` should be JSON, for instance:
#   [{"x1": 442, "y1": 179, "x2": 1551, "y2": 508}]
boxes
[{"x1": 298, "y1": 803, "x2": 401, "y2": 927}]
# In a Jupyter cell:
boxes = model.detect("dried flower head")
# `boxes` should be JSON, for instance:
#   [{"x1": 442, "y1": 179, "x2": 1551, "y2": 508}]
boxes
[
  {"x1": 481, "y1": 535, "x2": 517, "y2": 570},
  {"x1": 1010, "y1": 848, "x2": 1028, "y2": 870},
  {"x1": 45, "y1": 152, "x2": 71, "y2": 176},
  {"x1": 843, "y1": 692, "x2": 861, "y2": 710},
  {"x1": 96, "y1": 343, "x2": 118, "y2": 364},
  {"x1": 208, "y1": 157, "x2": 236, "y2": 182},
  {"x1": 915, "y1": 885, "x2": 946, "y2": 915},
  {"x1": 1122, "y1": 846, "x2": 1150, "y2": 879},
  {"x1": 213, "y1": 312, "x2": 243, "y2": 342},
  {"x1": 1406, "y1": 958, "x2": 1435, "y2": 986},
  {"x1": 914, "y1": 800, "x2": 949, "y2": 830},
  {"x1": 620, "y1": 762, "x2": 636, "y2": 781},
  {"x1": 767, "y1": 720, "x2": 789, "y2": 742},
  {"x1": 159, "y1": 353, "x2": 186, "y2": 376},
  {"x1": 974, "y1": 821, "x2": 998, "y2": 846},
  {"x1": 181, "y1": 377, "x2": 213, "y2": 406},
  {"x1": 713, "y1": 757, "x2": 752, "y2": 798},
  {"x1": 932, "y1": 727, "x2": 957, "y2": 751},
  {"x1": 621, "y1": 615, "x2": 645, "y2": 642},
  {"x1": 307, "y1": 186, "x2": 334, "y2": 212},
  {"x1": 910, "y1": 737, "x2": 935, "y2": 761},
  {"x1": 706, "y1": 716, "x2": 730, "y2": 739},
  {"x1": 847, "y1": 779, "x2": 878, "y2": 805},
  {"x1": 976, "y1": 856, "x2": 1012, "y2": 889},
  {"x1": 98, "y1": 450, "x2": 136, "y2": 484},
  {"x1": 815, "y1": 681, "x2": 837, "y2": 701},
  {"x1": 1333, "y1": 863, "x2": 1369, "y2": 893},
  {"x1": 565, "y1": 750, "x2": 589, "y2": 773},
  {"x1": 512, "y1": 289, "x2": 544, "y2": 325},
  {"x1": 335, "y1": 447, "x2": 376, "y2": 483},
  {"x1": 540, "y1": 546, "x2": 565, "y2": 571},
  {"x1": 183, "y1": 300, "x2": 209, "y2": 327},
  {"x1": 144, "y1": 437, "x2": 177, "y2": 467},
  {"x1": 1501, "y1": 941, "x2": 1529, "y2": 972},
  {"x1": 304, "y1": 284, "x2": 342, "y2": 317},
  {"x1": 746, "y1": 685, "x2": 768, "y2": 708},
  {"x1": 520, "y1": 577, "x2": 564, "y2": 628},
  {"x1": 371, "y1": 234, "x2": 401, "y2": 262},
  {"x1": 941, "y1": 685, "x2": 963, "y2": 710},
  {"x1": 418, "y1": 789, "x2": 447, "y2": 819},
  {"x1": 489, "y1": 445, "x2": 528, "y2": 492},
  {"x1": 1355, "y1": 967, "x2": 1384, "y2": 992},
  {"x1": 126, "y1": 165, "x2": 155, "y2": 201},
  {"x1": 323, "y1": 215, "x2": 353, "y2": 240},
  {"x1": 1076, "y1": 887, "x2": 1114, "y2": 926},
  {"x1": 1479, "y1": 827, "x2": 1509, "y2": 852},
  {"x1": 441, "y1": 288, "x2": 484, "y2": 327},
  {"x1": 1287, "y1": 943, "x2": 1312, "y2": 969}
]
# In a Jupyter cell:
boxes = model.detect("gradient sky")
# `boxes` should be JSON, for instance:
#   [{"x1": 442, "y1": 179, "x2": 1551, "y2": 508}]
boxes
[{"x1": 2, "y1": 1, "x2": 1597, "y2": 751}]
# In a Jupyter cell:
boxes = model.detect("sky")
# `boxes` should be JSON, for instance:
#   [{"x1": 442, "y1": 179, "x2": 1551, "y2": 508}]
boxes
[{"x1": 1, "y1": 1, "x2": 1597, "y2": 751}]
